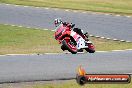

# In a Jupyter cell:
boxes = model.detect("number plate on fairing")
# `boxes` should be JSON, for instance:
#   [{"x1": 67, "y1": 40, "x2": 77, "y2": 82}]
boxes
[{"x1": 76, "y1": 37, "x2": 86, "y2": 49}]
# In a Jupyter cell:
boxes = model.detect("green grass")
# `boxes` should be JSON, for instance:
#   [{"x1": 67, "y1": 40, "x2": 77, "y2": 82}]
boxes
[
  {"x1": 0, "y1": 24, "x2": 132, "y2": 54},
  {"x1": 2, "y1": 80, "x2": 132, "y2": 88},
  {"x1": 0, "y1": 0, "x2": 132, "y2": 15},
  {"x1": 90, "y1": 37, "x2": 132, "y2": 51},
  {"x1": 22, "y1": 80, "x2": 132, "y2": 88},
  {"x1": 0, "y1": 24, "x2": 61, "y2": 54}
]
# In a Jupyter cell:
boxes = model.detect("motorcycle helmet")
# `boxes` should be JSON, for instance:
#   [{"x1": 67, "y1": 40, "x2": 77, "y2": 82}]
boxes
[{"x1": 54, "y1": 18, "x2": 62, "y2": 27}]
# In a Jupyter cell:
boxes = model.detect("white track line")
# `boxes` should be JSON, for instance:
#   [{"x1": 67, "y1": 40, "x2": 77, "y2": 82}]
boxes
[
  {"x1": 120, "y1": 40, "x2": 125, "y2": 42},
  {"x1": 18, "y1": 26, "x2": 23, "y2": 27},
  {"x1": 106, "y1": 38, "x2": 111, "y2": 40},
  {"x1": 11, "y1": 25, "x2": 16, "y2": 27},
  {"x1": 96, "y1": 49, "x2": 132, "y2": 53},
  {"x1": 4, "y1": 24, "x2": 8, "y2": 25},
  {"x1": 24, "y1": 6, "x2": 29, "y2": 8},
  {"x1": 35, "y1": 28, "x2": 39, "y2": 29},
  {"x1": 116, "y1": 15, "x2": 120, "y2": 17},
  {"x1": 105, "y1": 14, "x2": 110, "y2": 16},
  {"x1": 95, "y1": 36, "x2": 100, "y2": 38},
  {"x1": 124, "y1": 49, "x2": 132, "y2": 51},
  {"x1": 51, "y1": 30, "x2": 55, "y2": 31},
  {"x1": 27, "y1": 27, "x2": 31, "y2": 28},
  {"x1": 44, "y1": 53, "x2": 61, "y2": 55},
  {"x1": 35, "y1": 7, "x2": 40, "y2": 9},
  {"x1": 113, "y1": 39, "x2": 118, "y2": 41},
  {"x1": 126, "y1": 16, "x2": 131, "y2": 18},
  {"x1": 5, "y1": 4, "x2": 10, "y2": 6},
  {"x1": 15, "y1": 5, "x2": 19, "y2": 7},
  {"x1": 96, "y1": 51, "x2": 107, "y2": 53},
  {"x1": 112, "y1": 50, "x2": 124, "y2": 52},
  {"x1": 42, "y1": 29, "x2": 48, "y2": 30},
  {"x1": 65, "y1": 9, "x2": 69, "y2": 12},
  {"x1": 100, "y1": 37, "x2": 105, "y2": 39},
  {"x1": 82, "y1": 12, "x2": 87, "y2": 13},
  {"x1": 89, "y1": 35, "x2": 93, "y2": 36},
  {"x1": 0, "y1": 49, "x2": 132, "y2": 56},
  {"x1": 45, "y1": 8, "x2": 49, "y2": 10},
  {"x1": 73, "y1": 10, "x2": 78, "y2": 13}
]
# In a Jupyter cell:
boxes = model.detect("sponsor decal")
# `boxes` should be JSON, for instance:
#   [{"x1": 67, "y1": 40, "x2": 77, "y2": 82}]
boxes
[{"x1": 76, "y1": 66, "x2": 131, "y2": 85}]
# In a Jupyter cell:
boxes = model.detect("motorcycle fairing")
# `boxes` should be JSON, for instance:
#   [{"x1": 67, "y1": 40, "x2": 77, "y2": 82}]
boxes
[
  {"x1": 70, "y1": 31, "x2": 87, "y2": 50},
  {"x1": 76, "y1": 37, "x2": 86, "y2": 49}
]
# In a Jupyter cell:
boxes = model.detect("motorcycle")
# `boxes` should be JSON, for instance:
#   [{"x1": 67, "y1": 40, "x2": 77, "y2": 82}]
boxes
[{"x1": 54, "y1": 24, "x2": 95, "y2": 54}]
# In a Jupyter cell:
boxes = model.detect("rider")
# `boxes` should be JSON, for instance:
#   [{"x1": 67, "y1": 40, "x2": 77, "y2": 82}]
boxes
[{"x1": 54, "y1": 18, "x2": 89, "y2": 41}]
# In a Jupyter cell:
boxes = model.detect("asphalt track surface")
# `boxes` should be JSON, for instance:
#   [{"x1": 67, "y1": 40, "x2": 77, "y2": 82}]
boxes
[
  {"x1": 0, "y1": 4, "x2": 132, "y2": 41},
  {"x1": 0, "y1": 50, "x2": 132, "y2": 83}
]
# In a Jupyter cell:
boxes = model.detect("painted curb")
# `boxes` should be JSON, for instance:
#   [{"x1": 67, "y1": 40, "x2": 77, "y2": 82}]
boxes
[{"x1": 89, "y1": 34, "x2": 132, "y2": 43}]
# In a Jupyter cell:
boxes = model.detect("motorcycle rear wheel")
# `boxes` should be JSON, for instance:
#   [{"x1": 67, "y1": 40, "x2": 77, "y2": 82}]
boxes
[{"x1": 85, "y1": 48, "x2": 95, "y2": 53}]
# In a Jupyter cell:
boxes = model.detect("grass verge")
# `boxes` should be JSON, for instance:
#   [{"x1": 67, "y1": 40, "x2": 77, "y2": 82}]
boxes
[
  {"x1": 0, "y1": 24, "x2": 132, "y2": 54},
  {"x1": 32, "y1": 80, "x2": 132, "y2": 88},
  {"x1": 3, "y1": 80, "x2": 132, "y2": 88},
  {"x1": 0, "y1": 24, "x2": 61, "y2": 54},
  {"x1": 0, "y1": 0, "x2": 132, "y2": 15}
]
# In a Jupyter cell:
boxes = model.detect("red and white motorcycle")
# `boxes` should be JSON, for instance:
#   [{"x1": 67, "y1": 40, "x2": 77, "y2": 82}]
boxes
[{"x1": 55, "y1": 24, "x2": 95, "y2": 54}]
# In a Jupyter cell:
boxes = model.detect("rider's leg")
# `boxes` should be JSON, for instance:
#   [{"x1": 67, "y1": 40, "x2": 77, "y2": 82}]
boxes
[{"x1": 73, "y1": 28, "x2": 89, "y2": 41}]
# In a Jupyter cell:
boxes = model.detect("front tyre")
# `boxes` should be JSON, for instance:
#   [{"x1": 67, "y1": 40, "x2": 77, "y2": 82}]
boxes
[
  {"x1": 62, "y1": 40, "x2": 77, "y2": 54},
  {"x1": 61, "y1": 45, "x2": 66, "y2": 51}
]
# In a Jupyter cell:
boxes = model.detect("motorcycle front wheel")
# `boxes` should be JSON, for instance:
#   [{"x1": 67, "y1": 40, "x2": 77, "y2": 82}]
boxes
[{"x1": 62, "y1": 40, "x2": 77, "y2": 54}]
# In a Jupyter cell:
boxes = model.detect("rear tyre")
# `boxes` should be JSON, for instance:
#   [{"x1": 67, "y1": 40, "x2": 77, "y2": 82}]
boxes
[
  {"x1": 85, "y1": 48, "x2": 95, "y2": 53},
  {"x1": 62, "y1": 40, "x2": 77, "y2": 54},
  {"x1": 78, "y1": 49, "x2": 83, "y2": 52}
]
